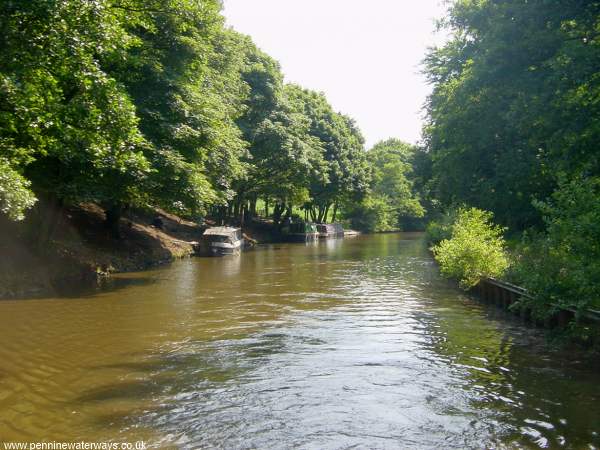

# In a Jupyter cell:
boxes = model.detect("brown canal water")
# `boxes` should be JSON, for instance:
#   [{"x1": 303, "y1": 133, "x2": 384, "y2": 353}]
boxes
[{"x1": 0, "y1": 233, "x2": 598, "y2": 449}]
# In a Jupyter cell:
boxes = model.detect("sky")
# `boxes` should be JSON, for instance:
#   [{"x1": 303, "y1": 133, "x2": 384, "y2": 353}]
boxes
[{"x1": 222, "y1": 0, "x2": 449, "y2": 149}]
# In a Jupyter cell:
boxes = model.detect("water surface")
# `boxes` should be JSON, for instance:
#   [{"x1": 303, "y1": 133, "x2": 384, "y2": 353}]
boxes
[{"x1": 0, "y1": 233, "x2": 598, "y2": 448}]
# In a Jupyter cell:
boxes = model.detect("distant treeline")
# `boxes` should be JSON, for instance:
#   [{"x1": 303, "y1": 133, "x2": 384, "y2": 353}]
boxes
[{"x1": 0, "y1": 0, "x2": 426, "y2": 235}]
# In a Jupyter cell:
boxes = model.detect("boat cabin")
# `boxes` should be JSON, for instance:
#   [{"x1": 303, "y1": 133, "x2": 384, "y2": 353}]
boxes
[
  {"x1": 283, "y1": 222, "x2": 319, "y2": 242},
  {"x1": 200, "y1": 227, "x2": 243, "y2": 256}
]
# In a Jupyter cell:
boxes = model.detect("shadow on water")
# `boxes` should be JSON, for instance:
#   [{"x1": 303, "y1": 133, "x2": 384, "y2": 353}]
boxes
[
  {"x1": 0, "y1": 274, "x2": 160, "y2": 302},
  {"x1": 61, "y1": 275, "x2": 160, "y2": 298}
]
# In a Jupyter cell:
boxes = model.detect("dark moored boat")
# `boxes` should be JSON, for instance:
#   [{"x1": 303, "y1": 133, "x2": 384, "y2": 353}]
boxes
[
  {"x1": 316, "y1": 223, "x2": 344, "y2": 239},
  {"x1": 282, "y1": 222, "x2": 318, "y2": 242},
  {"x1": 199, "y1": 227, "x2": 243, "y2": 256}
]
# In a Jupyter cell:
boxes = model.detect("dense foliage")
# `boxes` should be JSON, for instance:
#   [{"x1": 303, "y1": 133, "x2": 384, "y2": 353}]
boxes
[
  {"x1": 1, "y1": 0, "x2": 150, "y2": 229},
  {"x1": 432, "y1": 208, "x2": 509, "y2": 289},
  {"x1": 423, "y1": 0, "x2": 600, "y2": 332},
  {"x1": 514, "y1": 177, "x2": 600, "y2": 316},
  {"x1": 1, "y1": 0, "x2": 410, "y2": 231},
  {"x1": 424, "y1": 0, "x2": 600, "y2": 230}
]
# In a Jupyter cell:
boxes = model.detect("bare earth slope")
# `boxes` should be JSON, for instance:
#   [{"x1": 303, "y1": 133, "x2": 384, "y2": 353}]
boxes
[{"x1": 0, "y1": 203, "x2": 202, "y2": 298}]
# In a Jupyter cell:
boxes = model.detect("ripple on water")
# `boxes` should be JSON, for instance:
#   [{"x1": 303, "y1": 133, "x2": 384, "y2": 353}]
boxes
[{"x1": 0, "y1": 234, "x2": 599, "y2": 448}]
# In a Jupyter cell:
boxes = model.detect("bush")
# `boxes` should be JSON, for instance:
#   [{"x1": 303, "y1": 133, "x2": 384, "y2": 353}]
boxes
[
  {"x1": 432, "y1": 207, "x2": 509, "y2": 289},
  {"x1": 425, "y1": 207, "x2": 459, "y2": 244},
  {"x1": 514, "y1": 177, "x2": 600, "y2": 319}
]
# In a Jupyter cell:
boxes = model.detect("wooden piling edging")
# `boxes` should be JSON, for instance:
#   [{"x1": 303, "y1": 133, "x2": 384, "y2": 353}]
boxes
[{"x1": 473, "y1": 277, "x2": 600, "y2": 329}]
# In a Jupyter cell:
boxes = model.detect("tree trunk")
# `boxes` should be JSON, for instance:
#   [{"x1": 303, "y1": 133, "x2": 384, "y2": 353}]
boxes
[
  {"x1": 233, "y1": 199, "x2": 241, "y2": 222},
  {"x1": 273, "y1": 202, "x2": 284, "y2": 225},
  {"x1": 324, "y1": 204, "x2": 331, "y2": 223},
  {"x1": 317, "y1": 205, "x2": 326, "y2": 223},
  {"x1": 104, "y1": 202, "x2": 122, "y2": 239},
  {"x1": 332, "y1": 203, "x2": 338, "y2": 223}
]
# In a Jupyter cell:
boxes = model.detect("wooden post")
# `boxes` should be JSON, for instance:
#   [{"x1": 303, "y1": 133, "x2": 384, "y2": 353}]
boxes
[{"x1": 502, "y1": 289, "x2": 509, "y2": 310}]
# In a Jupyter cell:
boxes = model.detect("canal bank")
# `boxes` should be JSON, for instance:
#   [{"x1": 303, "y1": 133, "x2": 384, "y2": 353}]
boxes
[
  {"x1": 0, "y1": 203, "x2": 284, "y2": 299},
  {"x1": 0, "y1": 203, "x2": 201, "y2": 299},
  {"x1": 0, "y1": 233, "x2": 598, "y2": 448},
  {"x1": 0, "y1": 200, "x2": 358, "y2": 299}
]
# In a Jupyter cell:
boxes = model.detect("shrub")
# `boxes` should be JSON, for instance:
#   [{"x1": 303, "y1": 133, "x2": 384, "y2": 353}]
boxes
[
  {"x1": 432, "y1": 207, "x2": 509, "y2": 289},
  {"x1": 514, "y1": 176, "x2": 600, "y2": 319}
]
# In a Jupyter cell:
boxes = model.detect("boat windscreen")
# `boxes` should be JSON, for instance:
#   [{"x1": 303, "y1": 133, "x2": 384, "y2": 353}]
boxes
[{"x1": 205, "y1": 235, "x2": 231, "y2": 243}]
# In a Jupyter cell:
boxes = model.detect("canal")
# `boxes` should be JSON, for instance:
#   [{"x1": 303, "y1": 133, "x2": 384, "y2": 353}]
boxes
[{"x1": 0, "y1": 233, "x2": 598, "y2": 448}]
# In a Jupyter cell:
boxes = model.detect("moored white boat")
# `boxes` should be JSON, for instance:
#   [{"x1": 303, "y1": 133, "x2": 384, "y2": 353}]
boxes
[{"x1": 199, "y1": 227, "x2": 243, "y2": 256}]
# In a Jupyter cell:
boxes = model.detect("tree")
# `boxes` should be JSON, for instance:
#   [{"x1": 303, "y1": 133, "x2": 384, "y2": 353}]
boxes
[
  {"x1": 227, "y1": 35, "x2": 321, "y2": 223},
  {"x1": 108, "y1": 0, "x2": 248, "y2": 218},
  {"x1": 423, "y1": 0, "x2": 600, "y2": 230},
  {"x1": 285, "y1": 84, "x2": 371, "y2": 223},
  {"x1": 344, "y1": 139, "x2": 425, "y2": 232},
  {"x1": 423, "y1": 0, "x2": 600, "y2": 337},
  {"x1": 345, "y1": 195, "x2": 395, "y2": 233},
  {"x1": 369, "y1": 139, "x2": 425, "y2": 224},
  {"x1": 0, "y1": 0, "x2": 149, "y2": 236}
]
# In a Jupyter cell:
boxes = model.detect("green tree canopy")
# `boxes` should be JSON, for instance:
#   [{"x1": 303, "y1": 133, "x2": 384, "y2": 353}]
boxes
[
  {"x1": 109, "y1": 0, "x2": 249, "y2": 216},
  {"x1": 285, "y1": 84, "x2": 371, "y2": 223},
  {"x1": 369, "y1": 139, "x2": 425, "y2": 220},
  {"x1": 1, "y1": 0, "x2": 150, "y2": 221},
  {"x1": 424, "y1": 0, "x2": 600, "y2": 229},
  {"x1": 345, "y1": 139, "x2": 425, "y2": 232}
]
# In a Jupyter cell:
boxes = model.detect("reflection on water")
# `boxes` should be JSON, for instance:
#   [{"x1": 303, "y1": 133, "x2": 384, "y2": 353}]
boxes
[{"x1": 0, "y1": 233, "x2": 598, "y2": 448}]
